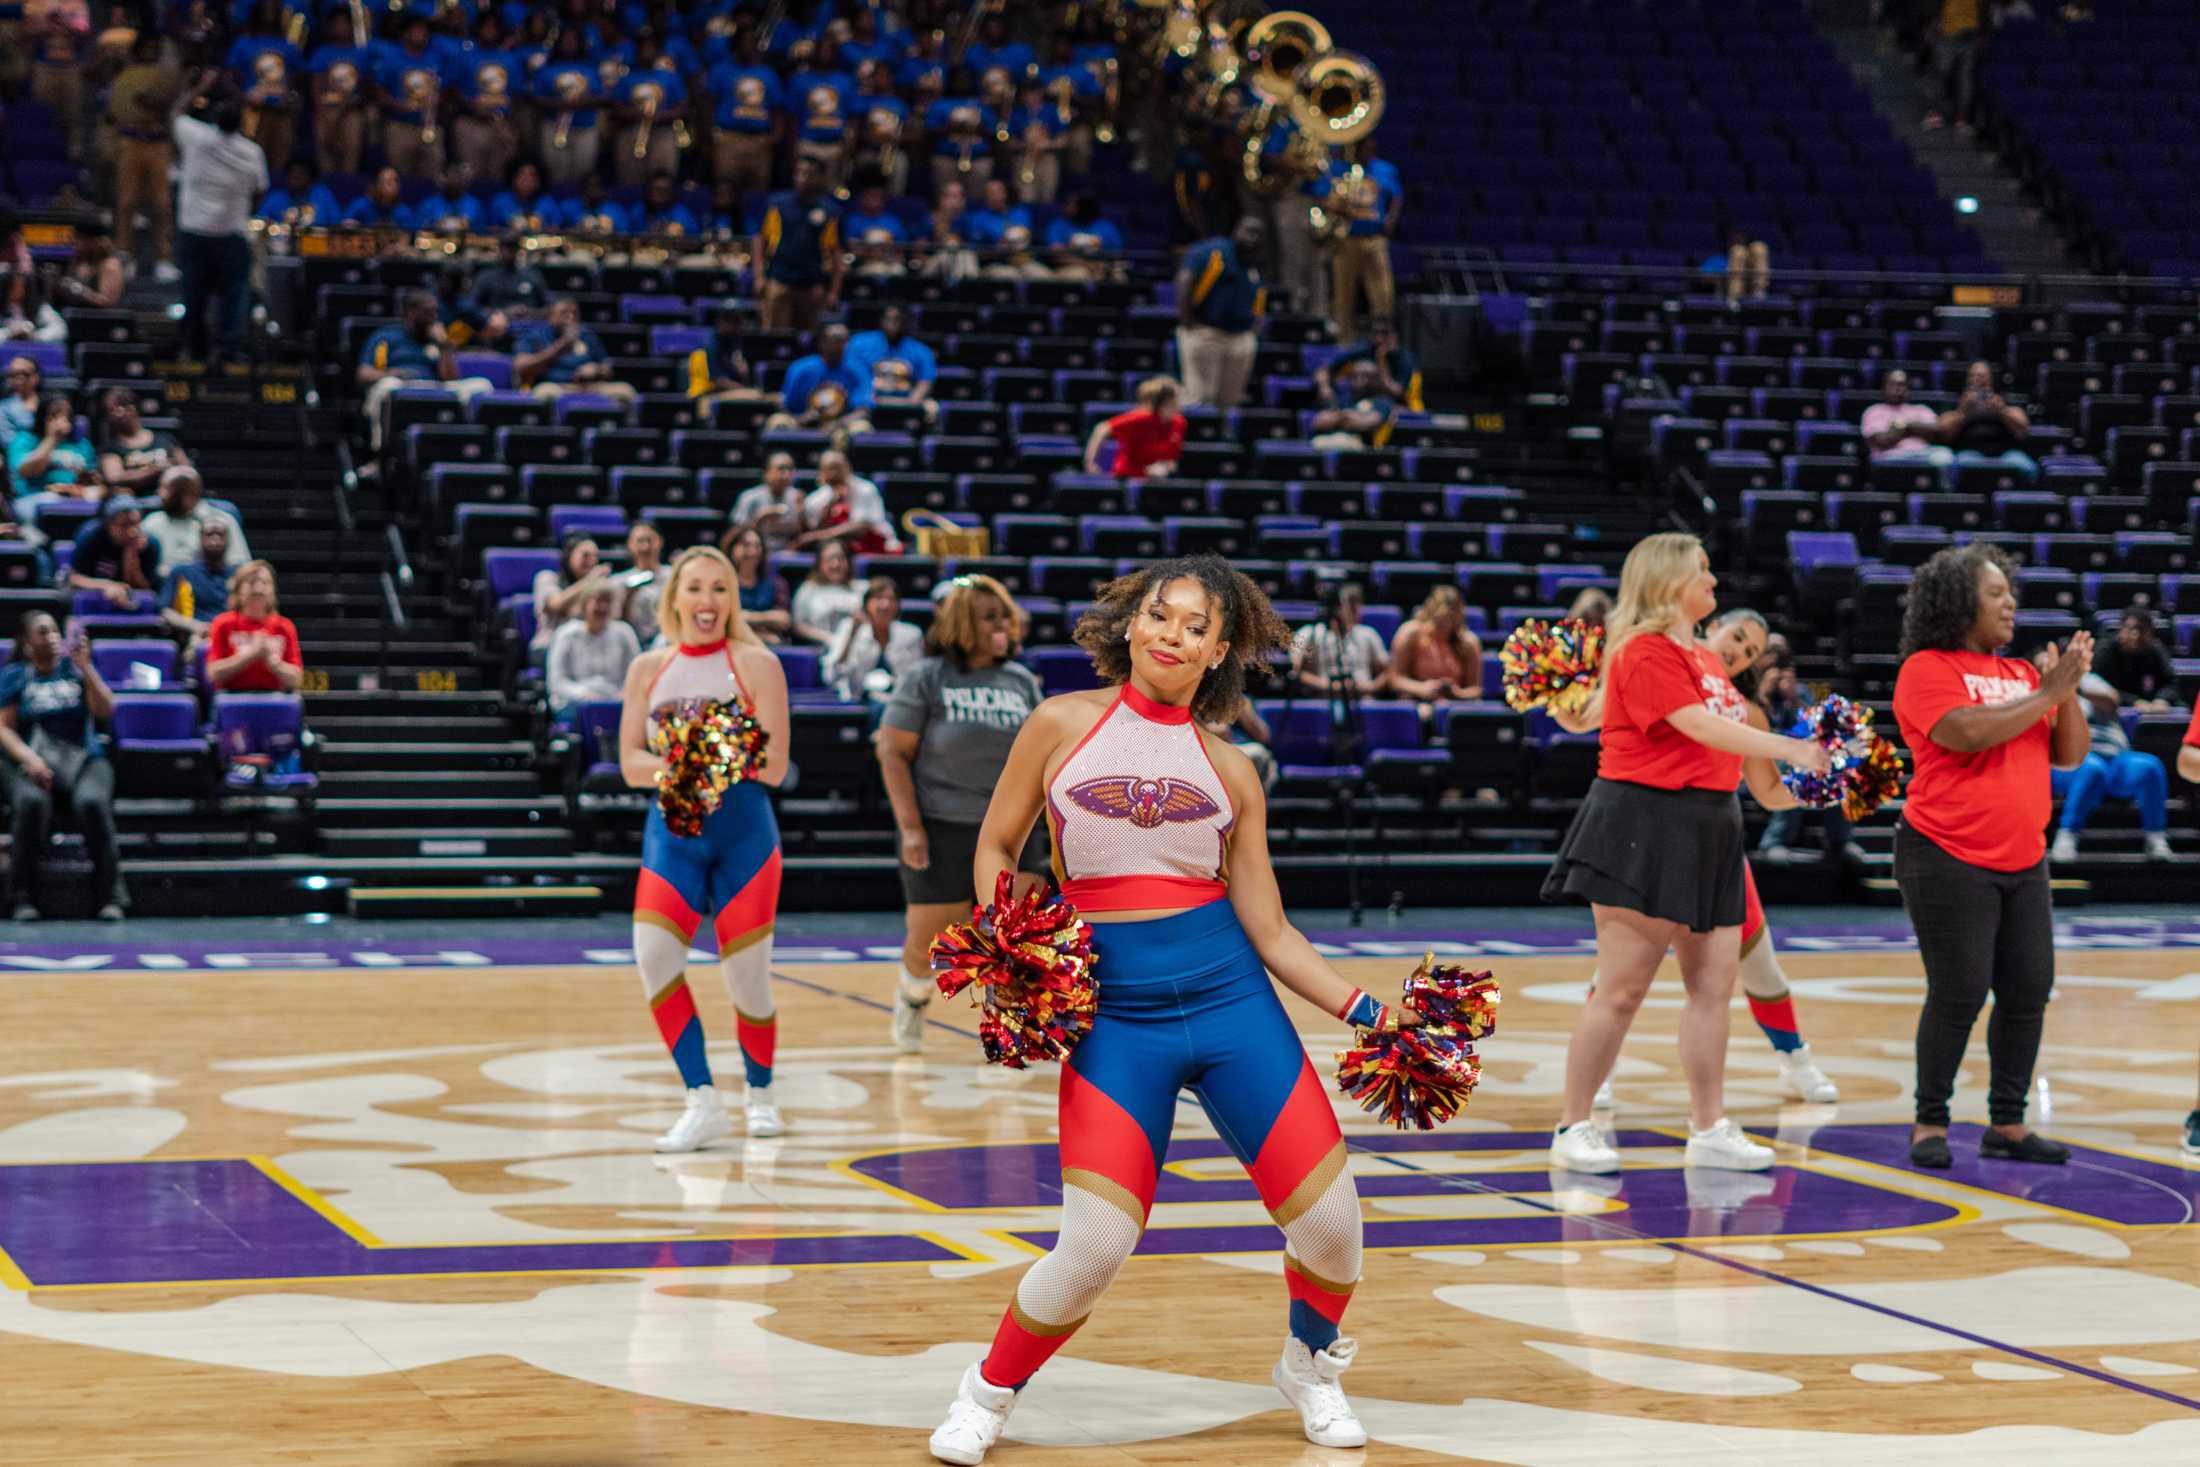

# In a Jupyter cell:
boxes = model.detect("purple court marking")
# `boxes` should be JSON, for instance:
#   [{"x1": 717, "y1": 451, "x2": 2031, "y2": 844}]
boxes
[
  {"x1": 1767, "y1": 1122, "x2": 2200, "y2": 1228},
  {"x1": 0, "y1": 1159, "x2": 959, "y2": 1288}
]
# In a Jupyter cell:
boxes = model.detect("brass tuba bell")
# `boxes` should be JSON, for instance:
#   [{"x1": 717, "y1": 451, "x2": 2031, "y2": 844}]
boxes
[
  {"x1": 1287, "y1": 50, "x2": 1384, "y2": 147},
  {"x1": 1240, "y1": 11, "x2": 1330, "y2": 105}
]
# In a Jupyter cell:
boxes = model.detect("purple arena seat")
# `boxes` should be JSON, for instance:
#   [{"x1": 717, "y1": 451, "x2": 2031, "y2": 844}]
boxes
[{"x1": 212, "y1": 693, "x2": 318, "y2": 794}]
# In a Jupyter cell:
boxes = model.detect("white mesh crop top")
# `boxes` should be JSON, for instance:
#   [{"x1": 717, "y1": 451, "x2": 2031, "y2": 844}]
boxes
[
  {"x1": 646, "y1": 639, "x2": 750, "y2": 724},
  {"x1": 1044, "y1": 682, "x2": 1236, "y2": 911}
]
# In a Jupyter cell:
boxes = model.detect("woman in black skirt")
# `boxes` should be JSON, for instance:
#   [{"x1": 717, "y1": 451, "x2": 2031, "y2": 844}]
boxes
[
  {"x1": 1543, "y1": 533, "x2": 1827, "y2": 1175},
  {"x1": 1892, "y1": 544, "x2": 2090, "y2": 1168}
]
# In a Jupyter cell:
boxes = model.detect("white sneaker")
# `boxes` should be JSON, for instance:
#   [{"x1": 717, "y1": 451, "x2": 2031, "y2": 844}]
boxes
[
  {"x1": 2145, "y1": 832, "x2": 2174, "y2": 862},
  {"x1": 2050, "y1": 829, "x2": 2079, "y2": 863},
  {"x1": 1273, "y1": 1336, "x2": 1366, "y2": 1448},
  {"x1": 1592, "y1": 1078, "x2": 1616, "y2": 1113},
  {"x1": 1778, "y1": 1044, "x2": 1839, "y2": 1104},
  {"x1": 745, "y1": 1085, "x2": 785, "y2": 1138},
  {"x1": 152, "y1": 260, "x2": 180, "y2": 283},
  {"x1": 892, "y1": 986, "x2": 929, "y2": 1053},
  {"x1": 654, "y1": 1085, "x2": 732, "y2": 1153},
  {"x1": 1549, "y1": 1119, "x2": 1621, "y2": 1174},
  {"x1": 930, "y1": 1362, "x2": 1018, "y2": 1465},
  {"x1": 1685, "y1": 1117, "x2": 1775, "y2": 1171}
]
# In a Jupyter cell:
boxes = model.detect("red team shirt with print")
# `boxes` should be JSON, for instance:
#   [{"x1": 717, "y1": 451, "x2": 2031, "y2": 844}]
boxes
[
  {"x1": 1893, "y1": 649, "x2": 2056, "y2": 871},
  {"x1": 1103, "y1": 409, "x2": 1186, "y2": 480},
  {"x1": 1597, "y1": 634, "x2": 1751, "y2": 791},
  {"x1": 2186, "y1": 701, "x2": 2200, "y2": 754}
]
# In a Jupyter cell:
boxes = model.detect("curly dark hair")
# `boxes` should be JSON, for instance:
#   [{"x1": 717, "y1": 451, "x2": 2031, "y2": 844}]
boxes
[
  {"x1": 1900, "y1": 543, "x2": 2019, "y2": 658},
  {"x1": 1071, "y1": 555, "x2": 1290, "y2": 725}
]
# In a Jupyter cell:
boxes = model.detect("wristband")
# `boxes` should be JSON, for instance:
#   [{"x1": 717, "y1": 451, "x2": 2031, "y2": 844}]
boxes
[{"x1": 1341, "y1": 989, "x2": 1382, "y2": 1029}]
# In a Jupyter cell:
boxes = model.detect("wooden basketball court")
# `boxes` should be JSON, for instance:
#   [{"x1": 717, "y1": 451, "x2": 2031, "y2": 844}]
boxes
[{"x1": 5, "y1": 933, "x2": 2200, "y2": 1464}]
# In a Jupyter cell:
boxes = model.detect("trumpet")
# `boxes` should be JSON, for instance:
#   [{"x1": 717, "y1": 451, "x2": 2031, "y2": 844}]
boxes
[
  {"x1": 347, "y1": 0, "x2": 368, "y2": 49},
  {"x1": 633, "y1": 90, "x2": 657, "y2": 161},
  {"x1": 552, "y1": 107, "x2": 574, "y2": 150}
]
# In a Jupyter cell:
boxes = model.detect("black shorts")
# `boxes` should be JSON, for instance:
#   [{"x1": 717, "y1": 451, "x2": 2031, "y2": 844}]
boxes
[
  {"x1": 899, "y1": 819, "x2": 1053, "y2": 907},
  {"x1": 1540, "y1": 777, "x2": 1747, "y2": 933}
]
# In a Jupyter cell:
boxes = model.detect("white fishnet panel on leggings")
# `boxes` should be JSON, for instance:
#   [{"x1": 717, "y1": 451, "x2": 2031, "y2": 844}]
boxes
[
  {"x1": 1278, "y1": 1167, "x2": 1362, "y2": 1290},
  {"x1": 721, "y1": 941, "x2": 774, "y2": 1019},
  {"x1": 1013, "y1": 1181, "x2": 1144, "y2": 1327},
  {"x1": 634, "y1": 922, "x2": 690, "y2": 1001},
  {"x1": 1739, "y1": 934, "x2": 1790, "y2": 1002}
]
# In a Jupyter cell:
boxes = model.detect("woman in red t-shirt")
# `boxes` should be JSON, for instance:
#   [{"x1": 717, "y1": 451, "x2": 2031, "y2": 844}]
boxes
[
  {"x1": 206, "y1": 560, "x2": 305, "y2": 694},
  {"x1": 1892, "y1": 544, "x2": 2090, "y2": 1170},
  {"x1": 1540, "y1": 533, "x2": 1827, "y2": 1175},
  {"x1": 1082, "y1": 374, "x2": 1184, "y2": 481}
]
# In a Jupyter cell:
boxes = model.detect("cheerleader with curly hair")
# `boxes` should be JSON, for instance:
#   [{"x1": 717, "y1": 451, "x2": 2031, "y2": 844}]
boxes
[{"x1": 928, "y1": 554, "x2": 1408, "y2": 1464}]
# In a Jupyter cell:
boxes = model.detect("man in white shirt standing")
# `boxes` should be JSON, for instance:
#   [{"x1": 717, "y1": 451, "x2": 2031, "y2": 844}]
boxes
[
  {"x1": 1860, "y1": 369, "x2": 1950, "y2": 468},
  {"x1": 170, "y1": 71, "x2": 269, "y2": 366}
]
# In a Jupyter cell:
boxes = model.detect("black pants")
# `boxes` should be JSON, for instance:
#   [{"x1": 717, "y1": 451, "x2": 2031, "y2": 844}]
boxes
[
  {"x1": 1894, "y1": 821, "x2": 2054, "y2": 1127},
  {"x1": 6, "y1": 755, "x2": 124, "y2": 911},
  {"x1": 176, "y1": 229, "x2": 251, "y2": 363}
]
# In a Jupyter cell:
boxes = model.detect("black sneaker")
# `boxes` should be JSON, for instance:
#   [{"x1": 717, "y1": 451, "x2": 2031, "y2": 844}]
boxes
[
  {"x1": 2183, "y1": 1110, "x2": 2200, "y2": 1159},
  {"x1": 1909, "y1": 1133, "x2": 1952, "y2": 1169}
]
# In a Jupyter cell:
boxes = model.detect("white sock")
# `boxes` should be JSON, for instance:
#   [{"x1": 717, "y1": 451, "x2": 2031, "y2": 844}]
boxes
[{"x1": 900, "y1": 966, "x2": 933, "y2": 1005}]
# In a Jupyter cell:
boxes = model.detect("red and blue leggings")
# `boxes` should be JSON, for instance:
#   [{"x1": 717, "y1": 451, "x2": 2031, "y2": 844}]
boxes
[
  {"x1": 634, "y1": 783, "x2": 781, "y2": 1091},
  {"x1": 981, "y1": 899, "x2": 1362, "y2": 1389}
]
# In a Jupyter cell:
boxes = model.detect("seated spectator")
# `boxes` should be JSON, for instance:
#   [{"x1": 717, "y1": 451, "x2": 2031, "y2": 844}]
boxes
[
  {"x1": 1044, "y1": 191, "x2": 1123, "y2": 278},
  {"x1": 686, "y1": 305, "x2": 762, "y2": 403},
  {"x1": 70, "y1": 495, "x2": 160, "y2": 607},
  {"x1": 924, "y1": 179, "x2": 979, "y2": 280},
  {"x1": 9, "y1": 396, "x2": 102, "y2": 524},
  {"x1": 342, "y1": 165, "x2": 412, "y2": 228},
  {"x1": 1084, "y1": 375, "x2": 1184, "y2": 480},
  {"x1": 414, "y1": 163, "x2": 486, "y2": 233},
  {"x1": 0, "y1": 611, "x2": 126, "y2": 921},
  {"x1": 206, "y1": 559, "x2": 303, "y2": 693},
  {"x1": 1568, "y1": 586, "x2": 1613, "y2": 626},
  {"x1": 1389, "y1": 586, "x2": 1485, "y2": 702},
  {"x1": 2096, "y1": 607, "x2": 2178, "y2": 709},
  {"x1": 533, "y1": 533, "x2": 610, "y2": 658},
  {"x1": 964, "y1": 176, "x2": 1031, "y2": 247},
  {"x1": 791, "y1": 538, "x2": 863, "y2": 647},
  {"x1": 720, "y1": 525, "x2": 792, "y2": 643},
  {"x1": 142, "y1": 465, "x2": 248, "y2": 574},
  {"x1": 1937, "y1": 359, "x2": 2035, "y2": 482},
  {"x1": 823, "y1": 574, "x2": 923, "y2": 698},
  {"x1": 514, "y1": 298, "x2": 634, "y2": 401},
  {"x1": 356, "y1": 290, "x2": 494, "y2": 452},
  {"x1": 469, "y1": 235, "x2": 553, "y2": 318},
  {"x1": 489, "y1": 159, "x2": 557, "y2": 233},
  {"x1": 841, "y1": 168, "x2": 915, "y2": 276},
  {"x1": 633, "y1": 169, "x2": 703, "y2": 237},
  {"x1": 159, "y1": 515, "x2": 235, "y2": 645},
  {"x1": 258, "y1": 157, "x2": 342, "y2": 228},
  {"x1": 97, "y1": 388, "x2": 191, "y2": 494},
  {"x1": 546, "y1": 583, "x2": 639, "y2": 718},
  {"x1": 770, "y1": 323, "x2": 874, "y2": 437},
  {"x1": 53, "y1": 223, "x2": 126, "y2": 311},
  {"x1": 1204, "y1": 697, "x2": 1277, "y2": 790},
  {"x1": 1308, "y1": 359, "x2": 1397, "y2": 448},
  {"x1": 799, "y1": 450, "x2": 900, "y2": 554},
  {"x1": 730, "y1": 451, "x2": 807, "y2": 553},
  {"x1": 0, "y1": 272, "x2": 65, "y2": 343},
  {"x1": 1320, "y1": 318, "x2": 1423, "y2": 413},
  {"x1": 2042, "y1": 654, "x2": 2172, "y2": 863},
  {"x1": 619, "y1": 521, "x2": 666, "y2": 637},
  {"x1": 981, "y1": 223, "x2": 1052, "y2": 281},
  {"x1": 1861, "y1": 369, "x2": 1949, "y2": 466},
  {"x1": 1293, "y1": 581, "x2": 1391, "y2": 695},
  {"x1": 561, "y1": 174, "x2": 632, "y2": 239},
  {"x1": 846, "y1": 303, "x2": 937, "y2": 417},
  {"x1": 1, "y1": 357, "x2": 43, "y2": 441}
]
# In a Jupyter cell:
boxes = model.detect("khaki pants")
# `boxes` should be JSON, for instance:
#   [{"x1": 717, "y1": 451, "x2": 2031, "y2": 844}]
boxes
[
  {"x1": 759, "y1": 280, "x2": 824, "y2": 333},
  {"x1": 794, "y1": 138, "x2": 846, "y2": 191},
  {"x1": 538, "y1": 121, "x2": 599, "y2": 188},
  {"x1": 384, "y1": 120, "x2": 442, "y2": 176},
  {"x1": 1331, "y1": 235, "x2": 1394, "y2": 344},
  {"x1": 1726, "y1": 240, "x2": 1771, "y2": 301},
  {"x1": 314, "y1": 103, "x2": 366, "y2": 174},
  {"x1": 451, "y1": 115, "x2": 518, "y2": 186},
  {"x1": 33, "y1": 63, "x2": 83, "y2": 160},
  {"x1": 714, "y1": 132, "x2": 772, "y2": 197},
  {"x1": 243, "y1": 106, "x2": 295, "y2": 174},
  {"x1": 614, "y1": 124, "x2": 681, "y2": 188},
  {"x1": 929, "y1": 154, "x2": 992, "y2": 199},
  {"x1": 363, "y1": 375, "x2": 493, "y2": 451},
  {"x1": 852, "y1": 144, "x2": 908, "y2": 196},
  {"x1": 1270, "y1": 196, "x2": 1326, "y2": 317},
  {"x1": 1175, "y1": 324, "x2": 1257, "y2": 409},
  {"x1": 530, "y1": 380, "x2": 638, "y2": 403},
  {"x1": 114, "y1": 137, "x2": 174, "y2": 265},
  {"x1": 1012, "y1": 151, "x2": 1060, "y2": 205}
]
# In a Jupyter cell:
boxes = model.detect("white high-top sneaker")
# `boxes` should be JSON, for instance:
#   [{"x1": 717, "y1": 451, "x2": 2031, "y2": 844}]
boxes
[
  {"x1": 929, "y1": 1363, "x2": 1019, "y2": 1465},
  {"x1": 745, "y1": 1084, "x2": 785, "y2": 1138},
  {"x1": 1684, "y1": 1116, "x2": 1775, "y2": 1171},
  {"x1": 892, "y1": 979, "x2": 930, "y2": 1054},
  {"x1": 1274, "y1": 1336, "x2": 1367, "y2": 1448},
  {"x1": 654, "y1": 1085, "x2": 732, "y2": 1153},
  {"x1": 1549, "y1": 1119, "x2": 1621, "y2": 1174},
  {"x1": 1778, "y1": 1044, "x2": 1839, "y2": 1103}
]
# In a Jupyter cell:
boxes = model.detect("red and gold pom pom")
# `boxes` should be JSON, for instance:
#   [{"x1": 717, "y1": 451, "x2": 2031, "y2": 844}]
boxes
[
  {"x1": 1500, "y1": 618, "x2": 1605, "y2": 717},
  {"x1": 1842, "y1": 733, "x2": 1906, "y2": 821},
  {"x1": 651, "y1": 697, "x2": 769, "y2": 838},
  {"x1": 1778, "y1": 694, "x2": 1906, "y2": 820},
  {"x1": 930, "y1": 871, "x2": 1098, "y2": 1069},
  {"x1": 1335, "y1": 955, "x2": 1501, "y2": 1131}
]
